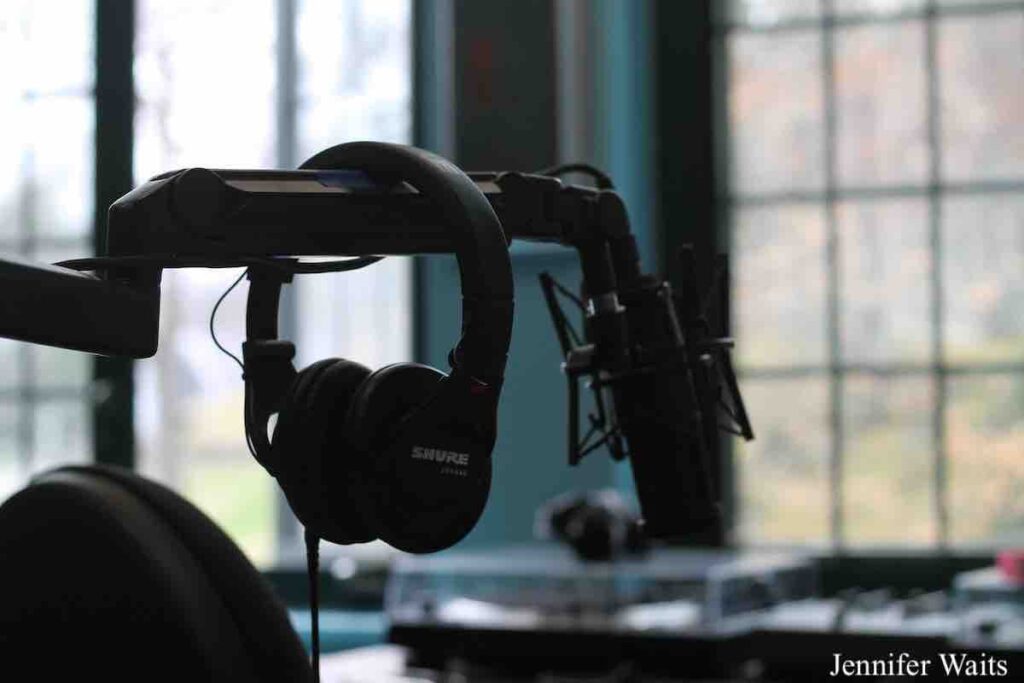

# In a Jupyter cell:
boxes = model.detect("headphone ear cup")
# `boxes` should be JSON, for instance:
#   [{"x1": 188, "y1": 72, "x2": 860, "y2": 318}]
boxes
[
  {"x1": 344, "y1": 363, "x2": 448, "y2": 457},
  {"x1": 269, "y1": 359, "x2": 336, "y2": 535},
  {"x1": 344, "y1": 363, "x2": 493, "y2": 553},
  {"x1": 30, "y1": 465, "x2": 312, "y2": 679},
  {"x1": 266, "y1": 358, "x2": 335, "y2": 488},
  {"x1": 343, "y1": 363, "x2": 446, "y2": 548},
  {"x1": 300, "y1": 358, "x2": 376, "y2": 544},
  {"x1": 271, "y1": 359, "x2": 336, "y2": 457},
  {"x1": 271, "y1": 358, "x2": 374, "y2": 544}
]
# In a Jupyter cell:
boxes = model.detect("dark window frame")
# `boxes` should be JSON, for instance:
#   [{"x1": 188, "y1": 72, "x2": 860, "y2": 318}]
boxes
[{"x1": 93, "y1": 0, "x2": 136, "y2": 469}]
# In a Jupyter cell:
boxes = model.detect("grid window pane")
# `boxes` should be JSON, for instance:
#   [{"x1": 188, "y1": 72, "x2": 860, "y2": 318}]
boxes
[
  {"x1": 296, "y1": 0, "x2": 412, "y2": 158},
  {"x1": 843, "y1": 374, "x2": 936, "y2": 546},
  {"x1": 838, "y1": 198, "x2": 931, "y2": 364},
  {"x1": 181, "y1": 457, "x2": 278, "y2": 564},
  {"x1": 947, "y1": 374, "x2": 1024, "y2": 545},
  {"x1": 938, "y1": 11, "x2": 1024, "y2": 183},
  {"x1": 295, "y1": 259, "x2": 413, "y2": 369},
  {"x1": 727, "y1": 0, "x2": 821, "y2": 26},
  {"x1": 31, "y1": 399, "x2": 90, "y2": 474},
  {"x1": 22, "y1": 97, "x2": 94, "y2": 239},
  {"x1": 941, "y1": 195, "x2": 1024, "y2": 364},
  {"x1": 938, "y1": 0, "x2": 1024, "y2": 7},
  {"x1": 0, "y1": 9, "x2": 94, "y2": 242},
  {"x1": 0, "y1": 1, "x2": 94, "y2": 497},
  {"x1": 134, "y1": 0, "x2": 277, "y2": 178},
  {"x1": 0, "y1": 340, "x2": 19, "y2": 389},
  {"x1": 727, "y1": 30, "x2": 826, "y2": 195},
  {"x1": 0, "y1": 403, "x2": 22, "y2": 501},
  {"x1": 0, "y1": 0, "x2": 93, "y2": 96},
  {"x1": 737, "y1": 376, "x2": 831, "y2": 544},
  {"x1": 723, "y1": 0, "x2": 1024, "y2": 550},
  {"x1": 30, "y1": 346, "x2": 90, "y2": 391},
  {"x1": 734, "y1": 203, "x2": 829, "y2": 369},
  {"x1": 835, "y1": 20, "x2": 929, "y2": 187},
  {"x1": 833, "y1": 0, "x2": 926, "y2": 16}
]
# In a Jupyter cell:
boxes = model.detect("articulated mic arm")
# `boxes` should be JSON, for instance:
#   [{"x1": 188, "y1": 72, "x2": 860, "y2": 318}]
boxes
[
  {"x1": 0, "y1": 154, "x2": 752, "y2": 540},
  {"x1": 0, "y1": 166, "x2": 594, "y2": 357}
]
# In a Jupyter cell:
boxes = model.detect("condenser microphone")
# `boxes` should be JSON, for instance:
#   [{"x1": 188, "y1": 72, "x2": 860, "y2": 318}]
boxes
[
  {"x1": 543, "y1": 220, "x2": 751, "y2": 542},
  {"x1": 611, "y1": 258, "x2": 719, "y2": 539}
]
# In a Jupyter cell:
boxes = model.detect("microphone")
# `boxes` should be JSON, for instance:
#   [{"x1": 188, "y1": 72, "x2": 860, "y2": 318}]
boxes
[
  {"x1": 612, "y1": 259, "x2": 719, "y2": 538},
  {"x1": 541, "y1": 227, "x2": 753, "y2": 542}
]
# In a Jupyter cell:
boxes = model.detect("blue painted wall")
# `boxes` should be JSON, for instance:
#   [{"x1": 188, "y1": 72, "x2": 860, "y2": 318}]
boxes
[{"x1": 414, "y1": 0, "x2": 657, "y2": 546}]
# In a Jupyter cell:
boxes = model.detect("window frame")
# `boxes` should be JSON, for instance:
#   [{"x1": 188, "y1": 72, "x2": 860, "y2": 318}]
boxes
[
  {"x1": 93, "y1": 0, "x2": 136, "y2": 470},
  {"x1": 703, "y1": 0, "x2": 1024, "y2": 551}
]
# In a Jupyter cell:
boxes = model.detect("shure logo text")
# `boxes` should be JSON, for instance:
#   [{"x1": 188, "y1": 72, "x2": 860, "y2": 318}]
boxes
[{"x1": 410, "y1": 446, "x2": 470, "y2": 466}]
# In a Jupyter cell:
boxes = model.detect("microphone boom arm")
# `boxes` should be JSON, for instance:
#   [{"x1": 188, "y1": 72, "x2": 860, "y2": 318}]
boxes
[{"x1": 0, "y1": 157, "x2": 753, "y2": 540}]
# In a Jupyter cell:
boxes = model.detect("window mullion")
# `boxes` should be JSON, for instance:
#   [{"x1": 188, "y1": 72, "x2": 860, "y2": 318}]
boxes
[
  {"x1": 276, "y1": 0, "x2": 298, "y2": 170},
  {"x1": 15, "y1": 147, "x2": 35, "y2": 478},
  {"x1": 93, "y1": 0, "x2": 136, "y2": 469},
  {"x1": 274, "y1": 0, "x2": 303, "y2": 559},
  {"x1": 822, "y1": 0, "x2": 845, "y2": 552},
  {"x1": 924, "y1": 0, "x2": 949, "y2": 549}
]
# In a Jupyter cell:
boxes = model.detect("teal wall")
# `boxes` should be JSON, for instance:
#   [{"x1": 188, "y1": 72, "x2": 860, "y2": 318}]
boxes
[
  {"x1": 413, "y1": 0, "x2": 656, "y2": 546},
  {"x1": 592, "y1": 0, "x2": 656, "y2": 265},
  {"x1": 590, "y1": 0, "x2": 656, "y2": 496},
  {"x1": 416, "y1": 250, "x2": 617, "y2": 544}
]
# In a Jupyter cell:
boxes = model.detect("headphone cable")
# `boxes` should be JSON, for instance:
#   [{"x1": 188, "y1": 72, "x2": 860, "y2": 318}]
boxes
[
  {"x1": 209, "y1": 269, "x2": 248, "y2": 373},
  {"x1": 305, "y1": 528, "x2": 321, "y2": 683},
  {"x1": 195, "y1": 258, "x2": 368, "y2": 680}
]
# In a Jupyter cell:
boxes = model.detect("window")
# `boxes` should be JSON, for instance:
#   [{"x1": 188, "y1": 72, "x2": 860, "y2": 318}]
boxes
[
  {"x1": 0, "y1": 1, "x2": 95, "y2": 500},
  {"x1": 721, "y1": 0, "x2": 1024, "y2": 548},
  {"x1": 134, "y1": 0, "x2": 412, "y2": 566}
]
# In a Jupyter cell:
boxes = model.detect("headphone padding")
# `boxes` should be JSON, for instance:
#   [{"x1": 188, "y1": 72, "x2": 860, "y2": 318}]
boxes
[
  {"x1": 270, "y1": 358, "x2": 340, "y2": 532},
  {"x1": 344, "y1": 363, "x2": 445, "y2": 452},
  {"x1": 65, "y1": 465, "x2": 312, "y2": 681},
  {"x1": 298, "y1": 358, "x2": 375, "y2": 544},
  {"x1": 0, "y1": 466, "x2": 291, "y2": 680},
  {"x1": 344, "y1": 363, "x2": 476, "y2": 552},
  {"x1": 269, "y1": 358, "x2": 336, "y2": 475}
]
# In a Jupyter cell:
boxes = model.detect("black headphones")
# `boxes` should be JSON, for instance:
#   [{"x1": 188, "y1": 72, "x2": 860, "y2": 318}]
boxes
[{"x1": 240, "y1": 142, "x2": 514, "y2": 554}]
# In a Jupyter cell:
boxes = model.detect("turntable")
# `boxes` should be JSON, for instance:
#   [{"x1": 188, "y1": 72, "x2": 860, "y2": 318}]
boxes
[{"x1": 385, "y1": 544, "x2": 815, "y2": 678}]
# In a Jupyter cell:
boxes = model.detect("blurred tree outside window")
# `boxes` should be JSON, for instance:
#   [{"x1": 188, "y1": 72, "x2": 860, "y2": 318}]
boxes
[
  {"x1": 0, "y1": 1, "x2": 95, "y2": 502},
  {"x1": 722, "y1": 0, "x2": 1024, "y2": 549}
]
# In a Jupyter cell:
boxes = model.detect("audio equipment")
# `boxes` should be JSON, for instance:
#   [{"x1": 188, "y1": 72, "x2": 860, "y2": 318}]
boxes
[
  {"x1": 535, "y1": 195, "x2": 754, "y2": 542},
  {"x1": 0, "y1": 143, "x2": 756, "y2": 678},
  {"x1": 0, "y1": 465, "x2": 312, "y2": 681},
  {"x1": 240, "y1": 142, "x2": 514, "y2": 553},
  {"x1": 535, "y1": 489, "x2": 648, "y2": 561},
  {"x1": 0, "y1": 149, "x2": 750, "y2": 546}
]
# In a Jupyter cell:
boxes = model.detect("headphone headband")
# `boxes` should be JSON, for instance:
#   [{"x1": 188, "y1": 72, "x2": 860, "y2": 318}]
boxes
[
  {"x1": 298, "y1": 142, "x2": 514, "y2": 382},
  {"x1": 241, "y1": 143, "x2": 514, "y2": 471}
]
